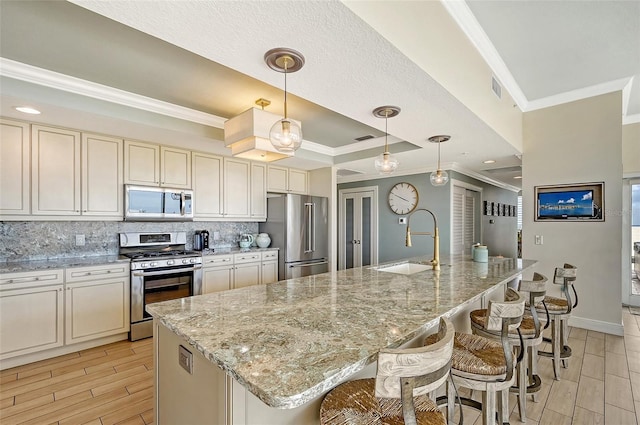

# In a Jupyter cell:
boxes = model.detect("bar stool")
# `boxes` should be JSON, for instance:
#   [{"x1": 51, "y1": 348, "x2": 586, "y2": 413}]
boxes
[
  {"x1": 320, "y1": 317, "x2": 454, "y2": 425},
  {"x1": 470, "y1": 273, "x2": 547, "y2": 422},
  {"x1": 431, "y1": 288, "x2": 525, "y2": 425},
  {"x1": 535, "y1": 264, "x2": 577, "y2": 380}
]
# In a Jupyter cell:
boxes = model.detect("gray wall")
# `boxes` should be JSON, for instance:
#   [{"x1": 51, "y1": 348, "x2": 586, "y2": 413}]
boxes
[
  {"x1": 0, "y1": 221, "x2": 258, "y2": 262},
  {"x1": 338, "y1": 172, "x2": 518, "y2": 264}
]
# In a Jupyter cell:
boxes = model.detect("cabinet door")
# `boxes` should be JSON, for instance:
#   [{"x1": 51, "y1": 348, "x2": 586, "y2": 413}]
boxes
[
  {"x1": 82, "y1": 133, "x2": 123, "y2": 217},
  {"x1": 32, "y1": 125, "x2": 81, "y2": 215},
  {"x1": 193, "y1": 152, "x2": 223, "y2": 218},
  {"x1": 0, "y1": 285, "x2": 64, "y2": 359},
  {"x1": 161, "y1": 146, "x2": 191, "y2": 188},
  {"x1": 203, "y1": 266, "x2": 234, "y2": 294},
  {"x1": 288, "y1": 168, "x2": 308, "y2": 194},
  {"x1": 65, "y1": 277, "x2": 130, "y2": 344},
  {"x1": 233, "y1": 263, "x2": 261, "y2": 289},
  {"x1": 0, "y1": 119, "x2": 30, "y2": 215},
  {"x1": 251, "y1": 162, "x2": 267, "y2": 220},
  {"x1": 261, "y1": 261, "x2": 278, "y2": 284},
  {"x1": 124, "y1": 140, "x2": 160, "y2": 186},
  {"x1": 267, "y1": 165, "x2": 288, "y2": 193},
  {"x1": 223, "y1": 158, "x2": 250, "y2": 218}
]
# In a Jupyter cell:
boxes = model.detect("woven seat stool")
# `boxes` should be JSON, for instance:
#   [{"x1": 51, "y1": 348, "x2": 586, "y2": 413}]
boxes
[
  {"x1": 430, "y1": 288, "x2": 525, "y2": 425},
  {"x1": 470, "y1": 273, "x2": 547, "y2": 422},
  {"x1": 320, "y1": 317, "x2": 454, "y2": 425},
  {"x1": 534, "y1": 264, "x2": 577, "y2": 380}
]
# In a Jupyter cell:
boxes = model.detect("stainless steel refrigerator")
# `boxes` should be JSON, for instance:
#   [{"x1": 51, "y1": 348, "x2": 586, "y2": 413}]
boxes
[{"x1": 259, "y1": 193, "x2": 329, "y2": 280}]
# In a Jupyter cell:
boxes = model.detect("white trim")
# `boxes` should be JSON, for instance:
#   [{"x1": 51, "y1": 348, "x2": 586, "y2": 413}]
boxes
[
  {"x1": 524, "y1": 77, "x2": 631, "y2": 113},
  {"x1": 0, "y1": 58, "x2": 227, "y2": 128},
  {"x1": 440, "y1": 0, "x2": 528, "y2": 111},
  {"x1": 450, "y1": 164, "x2": 521, "y2": 193},
  {"x1": 568, "y1": 315, "x2": 624, "y2": 336},
  {"x1": 623, "y1": 114, "x2": 640, "y2": 125}
]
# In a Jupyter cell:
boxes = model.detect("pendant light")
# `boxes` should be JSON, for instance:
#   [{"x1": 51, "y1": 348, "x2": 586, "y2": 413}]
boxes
[
  {"x1": 264, "y1": 48, "x2": 305, "y2": 153},
  {"x1": 372, "y1": 106, "x2": 400, "y2": 175},
  {"x1": 429, "y1": 135, "x2": 450, "y2": 186}
]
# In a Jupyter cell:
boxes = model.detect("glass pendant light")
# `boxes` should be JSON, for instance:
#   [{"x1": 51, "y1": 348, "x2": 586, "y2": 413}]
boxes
[
  {"x1": 264, "y1": 48, "x2": 305, "y2": 153},
  {"x1": 372, "y1": 106, "x2": 401, "y2": 175},
  {"x1": 429, "y1": 135, "x2": 450, "y2": 186}
]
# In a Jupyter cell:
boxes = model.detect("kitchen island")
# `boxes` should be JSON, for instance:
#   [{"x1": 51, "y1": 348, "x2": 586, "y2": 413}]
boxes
[{"x1": 147, "y1": 255, "x2": 536, "y2": 425}]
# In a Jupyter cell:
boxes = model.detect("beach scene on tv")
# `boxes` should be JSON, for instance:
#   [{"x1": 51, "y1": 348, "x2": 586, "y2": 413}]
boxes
[{"x1": 538, "y1": 189, "x2": 599, "y2": 219}]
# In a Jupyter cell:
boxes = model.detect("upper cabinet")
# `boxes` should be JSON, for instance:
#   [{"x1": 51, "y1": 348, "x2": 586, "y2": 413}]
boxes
[
  {"x1": 267, "y1": 165, "x2": 308, "y2": 194},
  {"x1": 250, "y1": 162, "x2": 267, "y2": 220},
  {"x1": 192, "y1": 152, "x2": 223, "y2": 218},
  {"x1": 124, "y1": 140, "x2": 191, "y2": 188},
  {"x1": 81, "y1": 133, "x2": 123, "y2": 217},
  {"x1": 223, "y1": 157, "x2": 251, "y2": 218},
  {"x1": 0, "y1": 119, "x2": 30, "y2": 215},
  {"x1": 31, "y1": 125, "x2": 82, "y2": 215}
]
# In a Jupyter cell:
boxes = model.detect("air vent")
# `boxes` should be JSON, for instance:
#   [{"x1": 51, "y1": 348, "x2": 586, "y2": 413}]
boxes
[
  {"x1": 491, "y1": 76, "x2": 502, "y2": 99},
  {"x1": 336, "y1": 168, "x2": 365, "y2": 177},
  {"x1": 354, "y1": 134, "x2": 375, "y2": 142},
  {"x1": 484, "y1": 165, "x2": 521, "y2": 174}
]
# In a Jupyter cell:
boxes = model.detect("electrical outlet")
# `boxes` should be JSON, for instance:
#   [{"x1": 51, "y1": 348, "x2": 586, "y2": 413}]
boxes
[
  {"x1": 535, "y1": 235, "x2": 543, "y2": 245},
  {"x1": 213, "y1": 231, "x2": 220, "y2": 241},
  {"x1": 75, "y1": 234, "x2": 85, "y2": 246}
]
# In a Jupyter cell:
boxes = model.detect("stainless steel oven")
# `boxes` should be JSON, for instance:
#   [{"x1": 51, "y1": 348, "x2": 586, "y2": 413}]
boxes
[{"x1": 120, "y1": 232, "x2": 202, "y2": 341}]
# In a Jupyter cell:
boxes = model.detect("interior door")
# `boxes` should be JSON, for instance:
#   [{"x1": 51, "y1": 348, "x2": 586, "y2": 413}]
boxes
[
  {"x1": 623, "y1": 178, "x2": 640, "y2": 307},
  {"x1": 339, "y1": 187, "x2": 378, "y2": 269}
]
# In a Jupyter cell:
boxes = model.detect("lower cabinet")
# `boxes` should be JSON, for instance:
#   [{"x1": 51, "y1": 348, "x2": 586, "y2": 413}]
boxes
[
  {"x1": 0, "y1": 263, "x2": 130, "y2": 364},
  {"x1": 0, "y1": 283, "x2": 64, "y2": 359},
  {"x1": 202, "y1": 251, "x2": 279, "y2": 294}
]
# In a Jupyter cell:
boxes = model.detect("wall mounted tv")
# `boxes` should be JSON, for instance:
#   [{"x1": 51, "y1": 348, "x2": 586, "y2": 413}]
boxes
[{"x1": 534, "y1": 182, "x2": 604, "y2": 222}]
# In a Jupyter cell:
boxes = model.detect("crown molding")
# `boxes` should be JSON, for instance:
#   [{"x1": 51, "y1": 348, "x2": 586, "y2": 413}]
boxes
[
  {"x1": 0, "y1": 58, "x2": 227, "y2": 128},
  {"x1": 441, "y1": 0, "x2": 528, "y2": 110},
  {"x1": 623, "y1": 114, "x2": 640, "y2": 125},
  {"x1": 449, "y1": 163, "x2": 521, "y2": 193}
]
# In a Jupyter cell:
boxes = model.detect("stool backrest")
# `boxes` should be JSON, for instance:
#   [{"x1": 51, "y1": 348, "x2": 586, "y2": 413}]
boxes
[
  {"x1": 485, "y1": 288, "x2": 525, "y2": 332},
  {"x1": 553, "y1": 263, "x2": 578, "y2": 310},
  {"x1": 375, "y1": 317, "x2": 454, "y2": 399},
  {"x1": 519, "y1": 272, "x2": 547, "y2": 338}
]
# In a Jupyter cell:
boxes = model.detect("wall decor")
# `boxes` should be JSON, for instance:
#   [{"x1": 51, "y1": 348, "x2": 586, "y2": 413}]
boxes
[
  {"x1": 483, "y1": 200, "x2": 491, "y2": 215},
  {"x1": 534, "y1": 182, "x2": 604, "y2": 222}
]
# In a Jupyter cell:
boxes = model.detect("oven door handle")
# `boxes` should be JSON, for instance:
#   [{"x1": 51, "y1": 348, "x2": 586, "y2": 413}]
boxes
[{"x1": 132, "y1": 265, "x2": 202, "y2": 277}]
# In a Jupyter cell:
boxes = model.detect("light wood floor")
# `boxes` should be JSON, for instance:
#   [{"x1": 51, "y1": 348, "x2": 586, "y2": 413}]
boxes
[{"x1": 1, "y1": 308, "x2": 639, "y2": 425}]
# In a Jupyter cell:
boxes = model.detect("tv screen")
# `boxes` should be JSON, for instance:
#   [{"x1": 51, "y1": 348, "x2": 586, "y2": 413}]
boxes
[{"x1": 537, "y1": 189, "x2": 596, "y2": 219}]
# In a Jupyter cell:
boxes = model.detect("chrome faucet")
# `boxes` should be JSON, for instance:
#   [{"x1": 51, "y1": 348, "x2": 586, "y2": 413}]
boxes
[{"x1": 405, "y1": 208, "x2": 440, "y2": 271}]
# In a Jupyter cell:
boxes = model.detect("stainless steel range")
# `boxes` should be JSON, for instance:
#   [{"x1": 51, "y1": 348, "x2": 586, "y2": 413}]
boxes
[{"x1": 119, "y1": 231, "x2": 202, "y2": 341}]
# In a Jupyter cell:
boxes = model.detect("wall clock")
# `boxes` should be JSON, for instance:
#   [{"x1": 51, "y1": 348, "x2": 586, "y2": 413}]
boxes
[{"x1": 388, "y1": 182, "x2": 418, "y2": 215}]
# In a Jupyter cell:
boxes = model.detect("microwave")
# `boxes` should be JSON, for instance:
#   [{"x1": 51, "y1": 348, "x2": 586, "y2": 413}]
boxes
[{"x1": 124, "y1": 185, "x2": 193, "y2": 221}]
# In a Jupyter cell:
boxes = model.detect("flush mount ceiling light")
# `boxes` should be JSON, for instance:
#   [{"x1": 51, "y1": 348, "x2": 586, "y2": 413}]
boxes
[
  {"x1": 372, "y1": 106, "x2": 401, "y2": 175},
  {"x1": 15, "y1": 106, "x2": 40, "y2": 114},
  {"x1": 483, "y1": 159, "x2": 496, "y2": 164},
  {"x1": 223, "y1": 98, "x2": 295, "y2": 162},
  {"x1": 428, "y1": 135, "x2": 450, "y2": 187},
  {"x1": 264, "y1": 48, "x2": 305, "y2": 153}
]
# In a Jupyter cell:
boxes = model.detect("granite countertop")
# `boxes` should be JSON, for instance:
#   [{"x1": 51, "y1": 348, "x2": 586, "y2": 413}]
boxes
[
  {"x1": 0, "y1": 255, "x2": 128, "y2": 273},
  {"x1": 201, "y1": 247, "x2": 278, "y2": 256},
  {"x1": 146, "y1": 255, "x2": 537, "y2": 409}
]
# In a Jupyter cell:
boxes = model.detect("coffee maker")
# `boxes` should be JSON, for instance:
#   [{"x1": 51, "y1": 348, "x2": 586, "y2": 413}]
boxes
[{"x1": 193, "y1": 230, "x2": 210, "y2": 251}]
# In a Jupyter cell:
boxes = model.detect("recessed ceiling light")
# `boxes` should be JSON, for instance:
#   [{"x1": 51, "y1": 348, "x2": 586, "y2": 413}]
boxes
[
  {"x1": 514, "y1": 176, "x2": 522, "y2": 179},
  {"x1": 15, "y1": 106, "x2": 41, "y2": 115},
  {"x1": 483, "y1": 159, "x2": 496, "y2": 164}
]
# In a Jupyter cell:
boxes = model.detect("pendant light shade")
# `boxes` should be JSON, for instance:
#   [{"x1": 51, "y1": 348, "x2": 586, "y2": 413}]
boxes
[
  {"x1": 264, "y1": 48, "x2": 305, "y2": 153},
  {"x1": 429, "y1": 135, "x2": 450, "y2": 187},
  {"x1": 372, "y1": 106, "x2": 401, "y2": 175}
]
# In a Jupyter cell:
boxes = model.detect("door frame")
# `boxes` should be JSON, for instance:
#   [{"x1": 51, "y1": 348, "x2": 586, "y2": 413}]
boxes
[
  {"x1": 338, "y1": 186, "x2": 378, "y2": 270},
  {"x1": 623, "y1": 177, "x2": 640, "y2": 307},
  {"x1": 449, "y1": 179, "x2": 483, "y2": 256}
]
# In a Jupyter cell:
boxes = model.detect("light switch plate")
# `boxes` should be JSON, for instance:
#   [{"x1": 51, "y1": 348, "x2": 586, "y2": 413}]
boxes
[
  {"x1": 75, "y1": 234, "x2": 85, "y2": 246},
  {"x1": 535, "y1": 235, "x2": 543, "y2": 245}
]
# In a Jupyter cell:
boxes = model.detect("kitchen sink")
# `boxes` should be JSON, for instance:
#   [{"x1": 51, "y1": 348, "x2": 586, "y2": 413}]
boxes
[{"x1": 374, "y1": 262, "x2": 431, "y2": 275}]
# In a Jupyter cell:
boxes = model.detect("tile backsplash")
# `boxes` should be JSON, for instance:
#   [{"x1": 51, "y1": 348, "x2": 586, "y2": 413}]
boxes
[{"x1": 0, "y1": 221, "x2": 259, "y2": 262}]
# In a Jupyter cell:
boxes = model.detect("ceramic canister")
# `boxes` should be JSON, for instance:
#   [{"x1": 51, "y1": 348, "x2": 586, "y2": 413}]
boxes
[{"x1": 473, "y1": 245, "x2": 488, "y2": 263}]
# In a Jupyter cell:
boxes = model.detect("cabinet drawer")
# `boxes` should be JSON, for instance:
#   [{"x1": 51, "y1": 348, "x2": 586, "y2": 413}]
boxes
[
  {"x1": 233, "y1": 253, "x2": 261, "y2": 264},
  {"x1": 261, "y1": 251, "x2": 278, "y2": 261},
  {"x1": 203, "y1": 255, "x2": 233, "y2": 267},
  {"x1": 0, "y1": 269, "x2": 64, "y2": 290},
  {"x1": 65, "y1": 263, "x2": 130, "y2": 282}
]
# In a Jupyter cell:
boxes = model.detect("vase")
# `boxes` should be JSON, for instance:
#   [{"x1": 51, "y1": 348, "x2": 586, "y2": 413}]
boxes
[{"x1": 256, "y1": 233, "x2": 271, "y2": 248}]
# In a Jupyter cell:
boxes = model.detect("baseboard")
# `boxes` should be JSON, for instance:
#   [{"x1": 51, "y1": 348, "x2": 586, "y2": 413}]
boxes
[{"x1": 568, "y1": 315, "x2": 624, "y2": 336}]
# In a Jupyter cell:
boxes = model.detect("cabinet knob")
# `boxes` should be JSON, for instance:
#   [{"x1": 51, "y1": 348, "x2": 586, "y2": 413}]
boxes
[
  {"x1": 34, "y1": 277, "x2": 39, "y2": 281},
  {"x1": 107, "y1": 270, "x2": 111, "y2": 273},
  {"x1": 8, "y1": 279, "x2": 13, "y2": 283},
  {"x1": 87, "y1": 272, "x2": 92, "y2": 275}
]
